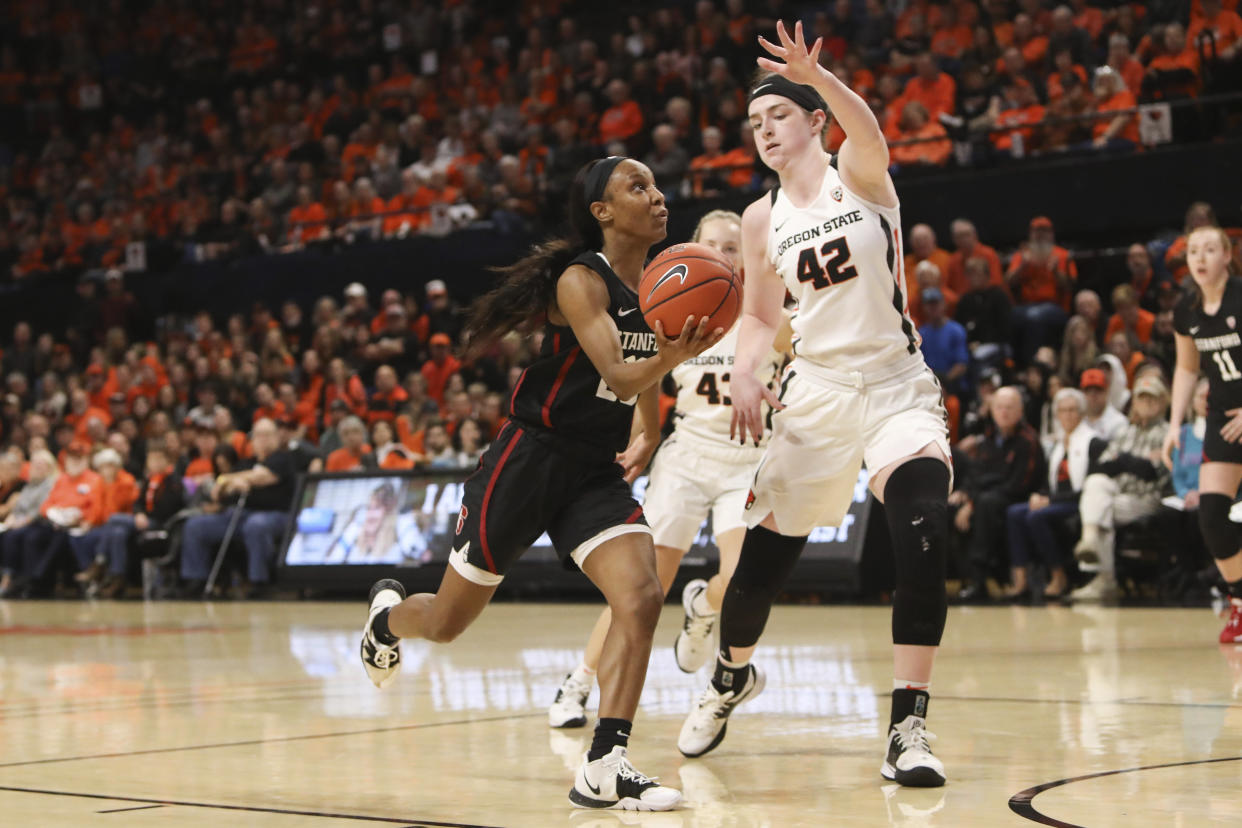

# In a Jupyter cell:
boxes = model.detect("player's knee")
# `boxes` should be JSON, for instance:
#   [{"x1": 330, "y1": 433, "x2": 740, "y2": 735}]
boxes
[
  {"x1": 611, "y1": 577, "x2": 664, "y2": 630},
  {"x1": 884, "y1": 458, "x2": 950, "y2": 579},
  {"x1": 884, "y1": 459, "x2": 949, "y2": 646},
  {"x1": 1199, "y1": 494, "x2": 1241, "y2": 560}
]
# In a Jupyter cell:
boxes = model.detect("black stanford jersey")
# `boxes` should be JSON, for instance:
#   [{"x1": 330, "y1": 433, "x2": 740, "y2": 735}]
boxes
[
  {"x1": 509, "y1": 251, "x2": 657, "y2": 458},
  {"x1": 1174, "y1": 276, "x2": 1242, "y2": 411}
]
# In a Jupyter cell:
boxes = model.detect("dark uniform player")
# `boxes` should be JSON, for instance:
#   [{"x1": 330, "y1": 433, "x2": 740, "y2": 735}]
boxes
[
  {"x1": 357, "y1": 156, "x2": 722, "y2": 812},
  {"x1": 1166, "y1": 226, "x2": 1242, "y2": 643},
  {"x1": 455, "y1": 249, "x2": 660, "y2": 581}
]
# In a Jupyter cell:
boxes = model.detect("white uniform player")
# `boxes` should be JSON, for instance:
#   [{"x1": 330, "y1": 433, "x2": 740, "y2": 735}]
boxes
[
  {"x1": 644, "y1": 323, "x2": 784, "y2": 551},
  {"x1": 678, "y1": 22, "x2": 953, "y2": 790},
  {"x1": 746, "y1": 159, "x2": 950, "y2": 536}
]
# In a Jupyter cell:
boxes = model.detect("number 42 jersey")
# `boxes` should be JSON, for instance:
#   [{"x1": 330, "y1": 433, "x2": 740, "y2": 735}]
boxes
[
  {"x1": 1174, "y1": 276, "x2": 1242, "y2": 411},
  {"x1": 766, "y1": 158, "x2": 918, "y2": 374}
]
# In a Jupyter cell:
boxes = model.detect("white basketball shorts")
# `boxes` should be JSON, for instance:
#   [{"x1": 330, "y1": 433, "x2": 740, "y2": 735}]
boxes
[
  {"x1": 643, "y1": 430, "x2": 765, "y2": 550},
  {"x1": 744, "y1": 355, "x2": 951, "y2": 537}
]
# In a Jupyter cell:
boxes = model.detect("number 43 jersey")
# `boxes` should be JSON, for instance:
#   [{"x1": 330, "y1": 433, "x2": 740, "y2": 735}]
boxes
[
  {"x1": 766, "y1": 157, "x2": 918, "y2": 374},
  {"x1": 1174, "y1": 276, "x2": 1242, "y2": 411},
  {"x1": 669, "y1": 324, "x2": 785, "y2": 446}
]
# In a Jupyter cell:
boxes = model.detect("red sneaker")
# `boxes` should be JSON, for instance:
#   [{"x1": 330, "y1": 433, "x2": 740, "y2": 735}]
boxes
[{"x1": 1220, "y1": 601, "x2": 1242, "y2": 645}]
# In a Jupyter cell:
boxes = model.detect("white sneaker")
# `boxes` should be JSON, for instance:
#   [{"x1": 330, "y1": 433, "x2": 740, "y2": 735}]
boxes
[
  {"x1": 1070, "y1": 574, "x2": 1121, "y2": 604},
  {"x1": 568, "y1": 746, "x2": 682, "y2": 811},
  {"x1": 674, "y1": 579, "x2": 717, "y2": 673},
  {"x1": 549, "y1": 667, "x2": 594, "y2": 728},
  {"x1": 360, "y1": 578, "x2": 405, "y2": 689},
  {"x1": 881, "y1": 715, "x2": 946, "y2": 787},
  {"x1": 677, "y1": 664, "x2": 765, "y2": 758}
]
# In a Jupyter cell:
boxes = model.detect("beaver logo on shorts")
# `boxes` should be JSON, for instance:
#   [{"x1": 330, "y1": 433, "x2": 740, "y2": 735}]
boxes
[
  {"x1": 456, "y1": 505, "x2": 468, "y2": 536},
  {"x1": 745, "y1": 489, "x2": 756, "y2": 510}
]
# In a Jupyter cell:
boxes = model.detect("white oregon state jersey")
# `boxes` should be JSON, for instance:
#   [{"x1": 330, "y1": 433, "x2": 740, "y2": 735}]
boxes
[
  {"x1": 766, "y1": 159, "x2": 918, "y2": 373},
  {"x1": 669, "y1": 323, "x2": 785, "y2": 445}
]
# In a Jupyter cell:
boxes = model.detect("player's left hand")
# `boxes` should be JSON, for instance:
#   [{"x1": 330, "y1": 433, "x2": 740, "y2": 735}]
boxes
[
  {"x1": 757, "y1": 20, "x2": 825, "y2": 86},
  {"x1": 1222, "y1": 408, "x2": 1242, "y2": 443},
  {"x1": 616, "y1": 430, "x2": 659, "y2": 483}
]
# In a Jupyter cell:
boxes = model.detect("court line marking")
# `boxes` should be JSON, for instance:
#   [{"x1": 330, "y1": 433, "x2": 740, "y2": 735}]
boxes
[
  {"x1": 1008, "y1": 755, "x2": 1242, "y2": 827},
  {"x1": 0, "y1": 784, "x2": 501, "y2": 827},
  {"x1": 0, "y1": 711, "x2": 547, "y2": 769},
  {"x1": 97, "y1": 804, "x2": 167, "y2": 813}
]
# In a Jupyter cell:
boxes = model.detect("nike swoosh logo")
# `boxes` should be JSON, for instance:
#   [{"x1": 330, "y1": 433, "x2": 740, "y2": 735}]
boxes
[
  {"x1": 451, "y1": 541, "x2": 470, "y2": 559},
  {"x1": 1190, "y1": 326, "x2": 1201, "y2": 334},
  {"x1": 646, "y1": 263, "x2": 689, "y2": 303},
  {"x1": 618, "y1": 307, "x2": 639, "y2": 317},
  {"x1": 585, "y1": 776, "x2": 602, "y2": 795},
  {"x1": 774, "y1": 217, "x2": 790, "y2": 233}
]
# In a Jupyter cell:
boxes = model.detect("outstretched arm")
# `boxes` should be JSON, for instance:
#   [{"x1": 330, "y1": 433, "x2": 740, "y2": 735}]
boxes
[{"x1": 757, "y1": 20, "x2": 896, "y2": 207}]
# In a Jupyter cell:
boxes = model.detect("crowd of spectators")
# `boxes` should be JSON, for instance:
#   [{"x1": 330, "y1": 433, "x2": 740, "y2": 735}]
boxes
[
  {"x1": 3, "y1": 0, "x2": 1241, "y2": 279},
  {"x1": 0, "y1": 195, "x2": 1238, "y2": 601}
]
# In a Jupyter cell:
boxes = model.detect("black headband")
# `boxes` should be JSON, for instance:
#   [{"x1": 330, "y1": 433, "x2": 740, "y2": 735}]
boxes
[
  {"x1": 584, "y1": 156, "x2": 626, "y2": 204},
  {"x1": 748, "y1": 75, "x2": 827, "y2": 114}
]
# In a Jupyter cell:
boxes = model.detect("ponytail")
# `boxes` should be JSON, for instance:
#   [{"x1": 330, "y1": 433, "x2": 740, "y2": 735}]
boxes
[{"x1": 463, "y1": 159, "x2": 612, "y2": 357}]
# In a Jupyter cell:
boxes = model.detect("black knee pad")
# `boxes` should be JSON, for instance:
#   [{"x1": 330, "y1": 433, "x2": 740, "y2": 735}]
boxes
[
  {"x1": 719, "y1": 525, "x2": 807, "y2": 650},
  {"x1": 1199, "y1": 494, "x2": 1241, "y2": 561},
  {"x1": 883, "y1": 457, "x2": 951, "y2": 647}
]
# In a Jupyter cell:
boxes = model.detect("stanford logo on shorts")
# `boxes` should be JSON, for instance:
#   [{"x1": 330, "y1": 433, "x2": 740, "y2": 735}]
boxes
[
  {"x1": 456, "y1": 505, "x2": 468, "y2": 536},
  {"x1": 830, "y1": 186, "x2": 843, "y2": 202},
  {"x1": 745, "y1": 489, "x2": 756, "y2": 510}
]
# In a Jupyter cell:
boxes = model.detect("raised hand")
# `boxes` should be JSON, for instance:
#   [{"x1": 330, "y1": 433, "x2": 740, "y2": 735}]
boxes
[{"x1": 757, "y1": 20, "x2": 825, "y2": 86}]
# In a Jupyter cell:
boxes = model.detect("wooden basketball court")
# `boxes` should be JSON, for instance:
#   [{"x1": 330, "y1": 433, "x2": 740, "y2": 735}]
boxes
[{"x1": 1, "y1": 599, "x2": 1240, "y2": 826}]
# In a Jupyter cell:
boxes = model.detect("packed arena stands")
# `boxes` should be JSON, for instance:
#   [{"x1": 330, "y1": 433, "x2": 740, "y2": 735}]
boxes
[{"x1": 1, "y1": 0, "x2": 1241, "y2": 601}]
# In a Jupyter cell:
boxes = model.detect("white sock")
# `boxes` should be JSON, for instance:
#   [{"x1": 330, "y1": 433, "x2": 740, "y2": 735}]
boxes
[
  {"x1": 691, "y1": 589, "x2": 715, "y2": 617},
  {"x1": 574, "y1": 663, "x2": 596, "y2": 683},
  {"x1": 894, "y1": 677, "x2": 930, "y2": 692}
]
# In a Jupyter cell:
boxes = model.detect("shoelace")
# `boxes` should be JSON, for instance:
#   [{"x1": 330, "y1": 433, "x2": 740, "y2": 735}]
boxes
[
  {"x1": 614, "y1": 757, "x2": 659, "y2": 789},
  {"x1": 684, "y1": 609, "x2": 715, "y2": 640},
  {"x1": 692, "y1": 683, "x2": 736, "y2": 720},
  {"x1": 560, "y1": 675, "x2": 592, "y2": 703},
  {"x1": 894, "y1": 722, "x2": 937, "y2": 755},
  {"x1": 371, "y1": 643, "x2": 397, "y2": 669}
]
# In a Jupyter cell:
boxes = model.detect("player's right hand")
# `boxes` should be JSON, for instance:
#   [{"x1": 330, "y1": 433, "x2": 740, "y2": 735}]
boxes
[
  {"x1": 1160, "y1": 427, "x2": 1180, "y2": 469},
  {"x1": 730, "y1": 370, "x2": 784, "y2": 446}
]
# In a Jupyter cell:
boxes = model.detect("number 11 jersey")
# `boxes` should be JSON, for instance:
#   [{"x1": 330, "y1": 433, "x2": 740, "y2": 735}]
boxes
[
  {"x1": 766, "y1": 157, "x2": 918, "y2": 374},
  {"x1": 1174, "y1": 276, "x2": 1242, "y2": 411}
]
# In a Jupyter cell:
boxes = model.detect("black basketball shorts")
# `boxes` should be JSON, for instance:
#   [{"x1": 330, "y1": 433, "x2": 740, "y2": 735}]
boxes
[
  {"x1": 1203, "y1": 407, "x2": 1242, "y2": 466},
  {"x1": 449, "y1": 422, "x2": 651, "y2": 585}
]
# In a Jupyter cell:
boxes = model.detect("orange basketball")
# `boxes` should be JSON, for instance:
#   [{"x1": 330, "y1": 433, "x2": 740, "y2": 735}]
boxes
[{"x1": 639, "y1": 242, "x2": 742, "y2": 338}]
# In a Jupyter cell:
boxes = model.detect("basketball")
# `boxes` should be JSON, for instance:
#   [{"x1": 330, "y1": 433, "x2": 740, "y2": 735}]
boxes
[{"x1": 639, "y1": 242, "x2": 742, "y2": 338}]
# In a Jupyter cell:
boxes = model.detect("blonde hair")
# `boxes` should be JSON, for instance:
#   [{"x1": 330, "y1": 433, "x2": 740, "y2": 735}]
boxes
[
  {"x1": 1058, "y1": 315, "x2": 1099, "y2": 384},
  {"x1": 691, "y1": 209, "x2": 742, "y2": 243},
  {"x1": 29, "y1": 449, "x2": 59, "y2": 481}
]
